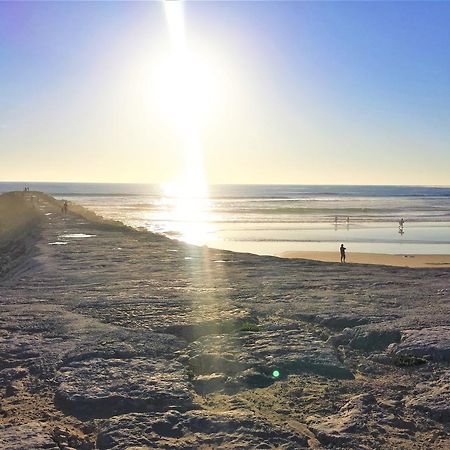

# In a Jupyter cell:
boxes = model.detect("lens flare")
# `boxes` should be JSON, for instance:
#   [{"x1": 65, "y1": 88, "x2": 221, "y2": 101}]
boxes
[{"x1": 157, "y1": 0, "x2": 215, "y2": 245}]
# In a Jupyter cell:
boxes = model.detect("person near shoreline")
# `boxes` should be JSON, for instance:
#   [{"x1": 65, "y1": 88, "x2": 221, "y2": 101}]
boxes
[
  {"x1": 340, "y1": 244, "x2": 346, "y2": 263},
  {"x1": 62, "y1": 200, "x2": 68, "y2": 215}
]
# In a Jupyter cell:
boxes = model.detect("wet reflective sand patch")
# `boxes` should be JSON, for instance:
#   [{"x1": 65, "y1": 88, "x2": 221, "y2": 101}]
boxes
[{"x1": 60, "y1": 233, "x2": 96, "y2": 238}]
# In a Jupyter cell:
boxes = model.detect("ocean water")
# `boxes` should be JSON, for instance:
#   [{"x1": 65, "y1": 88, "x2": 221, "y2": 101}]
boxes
[{"x1": 2, "y1": 182, "x2": 450, "y2": 255}]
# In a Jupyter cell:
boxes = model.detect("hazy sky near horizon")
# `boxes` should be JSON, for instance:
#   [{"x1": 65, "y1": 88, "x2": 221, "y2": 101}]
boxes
[{"x1": 1, "y1": 1, "x2": 450, "y2": 185}]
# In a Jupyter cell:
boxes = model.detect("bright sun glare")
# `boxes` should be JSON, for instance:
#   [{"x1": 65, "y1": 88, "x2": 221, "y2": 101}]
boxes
[{"x1": 157, "y1": 0, "x2": 214, "y2": 245}]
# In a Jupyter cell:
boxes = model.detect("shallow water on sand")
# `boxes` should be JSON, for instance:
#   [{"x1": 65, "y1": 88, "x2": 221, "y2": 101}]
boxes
[{"x1": 204, "y1": 222, "x2": 450, "y2": 256}]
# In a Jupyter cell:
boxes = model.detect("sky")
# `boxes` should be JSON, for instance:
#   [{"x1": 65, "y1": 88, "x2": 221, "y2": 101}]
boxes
[{"x1": 1, "y1": 1, "x2": 450, "y2": 186}]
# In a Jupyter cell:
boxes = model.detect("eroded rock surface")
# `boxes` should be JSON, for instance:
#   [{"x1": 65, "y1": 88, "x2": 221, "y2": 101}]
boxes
[
  {"x1": 1, "y1": 192, "x2": 450, "y2": 449},
  {"x1": 308, "y1": 393, "x2": 376, "y2": 446},
  {"x1": 96, "y1": 410, "x2": 309, "y2": 449},
  {"x1": 55, "y1": 358, "x2": 195, "y2": 418},
  {"x1": 406, "y1": 373, "x2": 450, "y2": 422},
  {"x1": 389, "y1": 327, "x2": 450, "y2": 362},
  {"x1": 0, "y1": 422, "x2": 58, "y2": 450},
  {"x1": 187, "y1": 325, "x2": 352, "y2": 394}
]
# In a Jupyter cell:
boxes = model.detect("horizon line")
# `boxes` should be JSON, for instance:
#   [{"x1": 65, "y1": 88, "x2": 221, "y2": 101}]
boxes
[{"x1": 1, "y1": 181, "x2": 450, "y2": 189}]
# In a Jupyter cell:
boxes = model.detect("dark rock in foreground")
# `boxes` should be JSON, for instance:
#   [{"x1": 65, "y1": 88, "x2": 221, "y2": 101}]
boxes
[
  {"x1": 96, "y1": 410, "x2": 309, "y2": 449},
  {"x1": 187, "y1": 325, "x2": 353, "y2": 394},
  {"x1": 389, "y1": 327, "x2": 450, "y2": 362},
  {"x1": 406, "y1": 372, "x2": 450, "y2": 422},
  {"x1": 55, "y1": 358, "x2": 196, "y2": 419},
  {"x1": 308, "y1": 393, "x2": 376, "y2": 446},
  {"x1": 0, "y1": 422, "x2": 59, "y2": 450}
]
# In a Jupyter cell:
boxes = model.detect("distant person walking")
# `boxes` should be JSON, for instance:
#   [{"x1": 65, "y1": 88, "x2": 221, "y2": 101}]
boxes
[
  {"x1": 340, "y1": 244, "x2": 346, "y2": 263},
  {"x1": 62, "y1": 200, "x2": 68, "y2": 215},
  {"x1": 398, "y1": 217, "x2": 405, "y2": 236}
]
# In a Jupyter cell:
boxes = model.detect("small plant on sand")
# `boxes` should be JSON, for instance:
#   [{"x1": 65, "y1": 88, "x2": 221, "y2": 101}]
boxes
[
  {"x1": 394, "y1": 355, "x2": 428, "y2": 367},
  {"x1": 239, "y1": 321, "x2": 260, "y2": 332}
]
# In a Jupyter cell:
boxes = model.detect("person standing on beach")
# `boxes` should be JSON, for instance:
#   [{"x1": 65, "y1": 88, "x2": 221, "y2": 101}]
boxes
[{"x1": 340, "y1": 244, "x2": 346, "y2": 263}]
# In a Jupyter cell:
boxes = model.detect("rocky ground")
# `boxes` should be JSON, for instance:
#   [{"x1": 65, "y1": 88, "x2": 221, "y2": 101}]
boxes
[{"x1": 0, "y1": 191, "x2": 449, "y2": 449}]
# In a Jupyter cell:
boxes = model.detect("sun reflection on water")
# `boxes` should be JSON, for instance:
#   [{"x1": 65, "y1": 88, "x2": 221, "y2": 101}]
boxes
[{"x1": 161, "y1": 181, "x2": 215, "y2": 246}]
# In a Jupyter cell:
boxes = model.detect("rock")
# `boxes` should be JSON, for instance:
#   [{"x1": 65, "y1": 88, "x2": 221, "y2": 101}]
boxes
[
  {"x1": 0, "y1": 422, "x2": 59, "y2": 449},
  {"x1": 0, "y1": 333, "x2": 44, "y2": 369},
  {"x1": 0, "y1": 332, "x2": 71, "y2": 377},
  {"x1": 0, "y1": 367, "x2": 28, "y2": 384},
  {"x1": 96, "y1": 410, "x2": 309, "y2": 449},
  {"x1": 388, "y1": 327, "x2": 450, "y2": 362},
  {"x1": 406, "y1": 372, "x2": 450, "y2": 422},
  {"x1": 309, "y1": 393, "x2": 376, "y2": 445},
  {"x1": 52, "y1": 426, "x2": 94, "y2": 450},
  {"x1": 54, "y1": 358, "x2": 195, "y2": 419},
  {"x1": 5, "y1": 381, "x2": 22, "y2": 397},
  {"x1": 162, "y1": 314, "x2": 257, "y2": 341},
  {"x1": 62, "y1": 328, "x2": 182, "y2": 364},
  {"x1": 187, "y1": 328, "x2": 353, "y2": 390},
  {"x1": 192, "y1": 373, "x2": 228, "y2": 394},
  {"x1": 235, "y1": 368, "x2": 274, "y2": 389},
  {"x1": 378, "y1": 414, "x2": 415, "y2": 430},
  {"x1": 344, "y1": 328, "x2": 401, "y2": 351},
  {"x1": 189, "y1": 353, "x2": 246, "y2": 375},
  {"x1": 296, "y1": 313, "x2": 374, "y2": 331}
]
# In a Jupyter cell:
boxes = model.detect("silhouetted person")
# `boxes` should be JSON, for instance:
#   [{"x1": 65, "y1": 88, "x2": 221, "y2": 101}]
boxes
[
  {"x1": 62, "y1": 200, "x2": 68, "y2": 215},
  {"x1": 340, "y1": 244, "x2": 346, "y2": 263}
]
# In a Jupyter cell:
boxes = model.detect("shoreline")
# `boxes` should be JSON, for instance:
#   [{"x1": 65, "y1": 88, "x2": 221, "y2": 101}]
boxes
[
  {"x1": 3, "y1": 191, "x2": 449, "y2": 270},
  {"x1": 280, "y1": 250, "x2": 450, "y2": 268}
]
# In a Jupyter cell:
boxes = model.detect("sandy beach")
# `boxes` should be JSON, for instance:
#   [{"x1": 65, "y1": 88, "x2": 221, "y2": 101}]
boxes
[
  {"x1": 1, "y1": 191, "x2": 450, "y2": 449},
  {"x1": 281, "y1": 251, "x2": 450, "y2": 268}
]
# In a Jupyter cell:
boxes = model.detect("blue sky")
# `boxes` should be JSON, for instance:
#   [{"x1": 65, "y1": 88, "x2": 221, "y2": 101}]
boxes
[{"x1": 1, "y1": 1, "x2": 449, "y2": 185}]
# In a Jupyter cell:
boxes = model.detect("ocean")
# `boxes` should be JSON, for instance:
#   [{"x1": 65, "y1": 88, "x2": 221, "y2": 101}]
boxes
[{"x1": 2, "y1": 182, "x2": 450, "y2": 256}]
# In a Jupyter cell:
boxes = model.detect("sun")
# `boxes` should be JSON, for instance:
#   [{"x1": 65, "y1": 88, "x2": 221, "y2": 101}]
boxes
[
  {"x1": 156, "y1": 1, "x2": 218, "y2": 133},
  {"x1": 156, "y1": 50, "x2": 216, "y2": 133}
]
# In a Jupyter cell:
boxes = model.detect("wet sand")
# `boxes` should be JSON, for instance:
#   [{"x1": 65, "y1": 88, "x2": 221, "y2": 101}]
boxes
[
  {"x1": 1, "y1": 191, "x2": 450, "y2": 449},
  {"x1": 281, "y1": 251, "x2": 450, "y2": 268}
]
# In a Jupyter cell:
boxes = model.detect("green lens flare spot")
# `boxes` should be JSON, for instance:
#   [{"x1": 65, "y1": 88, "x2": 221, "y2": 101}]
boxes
[{"x1": 272, "y1": 370, "x2": 280, "y2": 378}]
